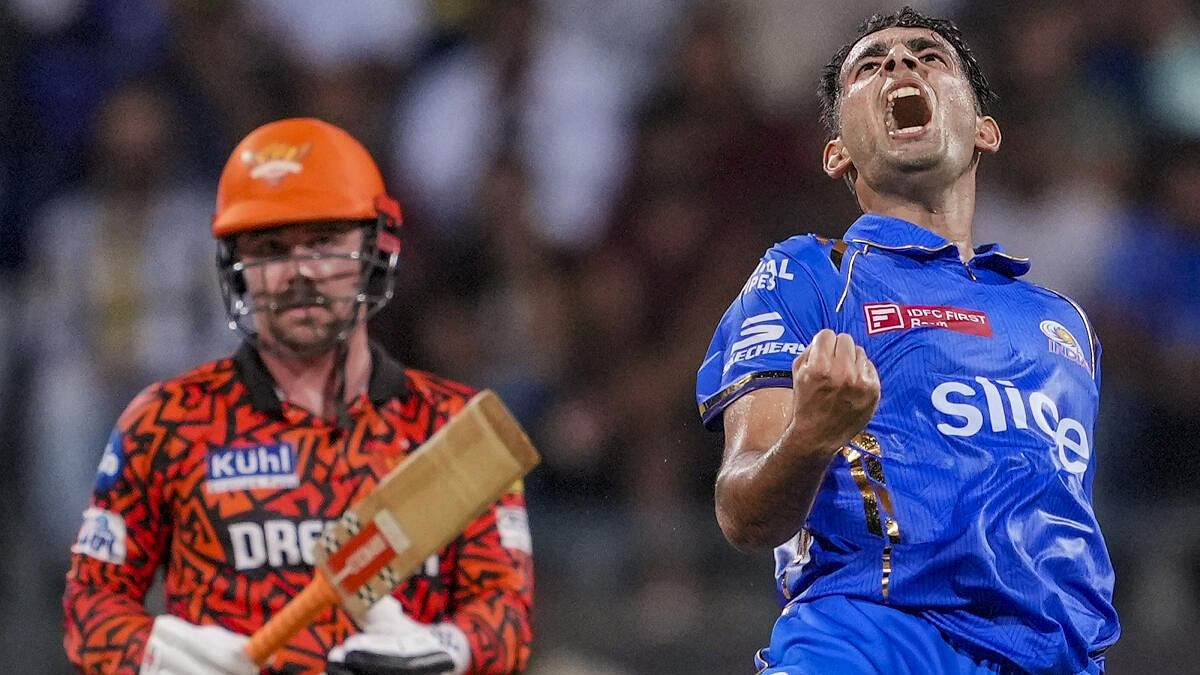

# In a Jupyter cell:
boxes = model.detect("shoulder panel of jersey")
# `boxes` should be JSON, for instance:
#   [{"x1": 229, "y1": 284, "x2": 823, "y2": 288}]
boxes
[
  {"x1": 89, "y1": 355, "x2": 240, "y2": 513},
  {"x1": 1023, "y1": 280, "x2": 1102, "y2": 387},
  {"x1": 403, "y1": 368, "x2": 477, "y2": 404},
  {"x1": 390, "y1": 367, "x2": 477, "y2": 432},
  {"x1": 697, "y1": 235, "x2": 847, "y2": 430},
  {"x1": 65, "y1": 356, "x2": 240, "y2": 674}
]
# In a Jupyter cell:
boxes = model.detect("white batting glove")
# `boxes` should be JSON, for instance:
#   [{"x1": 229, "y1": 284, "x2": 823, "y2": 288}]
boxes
[
  {"x1": 327, "y1": 596, "x2": 470, "y2": 675},
  {"x1": 140, "y1": 614, "x2": 258, "y2": 675}
]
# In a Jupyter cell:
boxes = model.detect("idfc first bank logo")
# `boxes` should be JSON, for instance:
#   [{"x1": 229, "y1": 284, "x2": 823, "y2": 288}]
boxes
[{"x1": 207, "y1": 443, "x2": 299, "y2": 493}]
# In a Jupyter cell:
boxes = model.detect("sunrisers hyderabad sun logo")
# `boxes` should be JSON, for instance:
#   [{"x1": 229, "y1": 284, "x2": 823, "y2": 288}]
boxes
[
  {"x1": 241, "y1": 142, "x2": 311, "y2": 185},
  {"x1": 1039, "y1": 319, "x2": 1089, "y2": 370}
]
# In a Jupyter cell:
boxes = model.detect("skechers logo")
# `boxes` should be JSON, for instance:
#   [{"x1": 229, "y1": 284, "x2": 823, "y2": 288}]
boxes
[
  {"x1": 725, "y1": 312, "x2": 806, "y2": 373},
  {"x1": 931, "y1": 376, "x2": 1090, "y2": 475},
  {"x1": 206, "y1": 443, "x2": 298, "y2": 493}
]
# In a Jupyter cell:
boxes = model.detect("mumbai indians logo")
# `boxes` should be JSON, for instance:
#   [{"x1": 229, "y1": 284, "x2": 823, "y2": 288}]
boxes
[
  {"x1": 1039, "y1": 320, "x2": 1088, "y2": 370},
  {"x1": 241, "y1": 142, "x2": 311, "y2": 185}
]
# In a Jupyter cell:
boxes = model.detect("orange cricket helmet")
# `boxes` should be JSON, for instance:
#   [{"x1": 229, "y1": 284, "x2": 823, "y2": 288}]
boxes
[
  {"x1": 213, "y1": 118, "x2": 403, "y2": 351},
  {"x1": 212, "y1": 117, "x2": 401, "y2": 244}
]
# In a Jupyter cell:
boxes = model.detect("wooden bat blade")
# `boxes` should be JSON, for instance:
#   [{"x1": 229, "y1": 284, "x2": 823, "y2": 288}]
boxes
[{"x1": 244, "y1": 389, "x2": 540, "y2": 664}]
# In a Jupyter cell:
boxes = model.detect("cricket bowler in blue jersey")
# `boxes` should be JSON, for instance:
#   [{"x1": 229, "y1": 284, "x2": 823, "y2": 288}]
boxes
[{"x1": 696, "y1": 7, "x2": 1119, "y2": 674}]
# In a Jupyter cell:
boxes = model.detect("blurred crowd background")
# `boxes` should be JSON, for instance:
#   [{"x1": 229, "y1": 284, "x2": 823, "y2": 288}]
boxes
[{"x1": 1, "y1": 0, "x2": 1197, "y2": 673}]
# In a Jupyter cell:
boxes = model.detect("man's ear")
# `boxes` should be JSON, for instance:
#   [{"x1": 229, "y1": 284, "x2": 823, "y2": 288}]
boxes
[
  {"x1": 823, "y1": 138, "x2": 853, "y2": 178},
  {"x1": 975, "y1": 116, "x2": 1001, "y2": 154}
]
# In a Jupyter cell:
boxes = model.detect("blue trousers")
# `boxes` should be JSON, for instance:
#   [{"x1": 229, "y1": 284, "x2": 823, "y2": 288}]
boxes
[{"x1": 754, "y1": 596, "x2": 1005, "y2": 675}]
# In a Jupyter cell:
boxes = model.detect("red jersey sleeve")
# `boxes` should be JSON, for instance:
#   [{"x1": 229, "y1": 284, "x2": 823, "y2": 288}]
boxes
[
  {"x1": 448, "y1": 482, "x2": 534, "y2": 674},
  {"x1": 63, "y1": 385, "x2": 174, "y2": 674}
]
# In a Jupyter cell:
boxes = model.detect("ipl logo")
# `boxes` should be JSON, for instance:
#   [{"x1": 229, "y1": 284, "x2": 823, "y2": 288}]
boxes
[
  {"x1": 73, "y1": 507, "x2": 128, "y2": 564},
  {"x1": 241, "y1": 142, "x2": 311, "y2": 185}
]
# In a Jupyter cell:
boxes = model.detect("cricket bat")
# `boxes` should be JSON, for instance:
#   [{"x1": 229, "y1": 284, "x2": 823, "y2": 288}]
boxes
[{"x1": 243, "y1": 390, "x2": 540, "y2": 665}]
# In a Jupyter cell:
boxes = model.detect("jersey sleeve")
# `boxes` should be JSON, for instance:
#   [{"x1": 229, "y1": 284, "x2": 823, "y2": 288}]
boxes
[
  {"x1": 1085, "y1": 336, "x2": 1102, "y2": 498},
  {"x1": 63, "y1": 386, "x2": 174, "y2": 674},
  {"x1": 446, "y1": 482, "x2": 533, "y2": 673},
  {"x1": 696, "y1": 239, "x2": 832, "y2": 430}
]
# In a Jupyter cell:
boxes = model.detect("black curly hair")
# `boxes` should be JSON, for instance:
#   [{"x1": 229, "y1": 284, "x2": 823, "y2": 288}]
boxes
[{"x1": 818, "y1": 6, "x2": 997, "y2": 139}]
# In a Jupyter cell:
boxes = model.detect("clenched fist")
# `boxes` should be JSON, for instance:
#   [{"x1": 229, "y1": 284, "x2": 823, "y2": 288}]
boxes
[{"x1": 786, "y1": 329, "x2": 880, "y2": 454}]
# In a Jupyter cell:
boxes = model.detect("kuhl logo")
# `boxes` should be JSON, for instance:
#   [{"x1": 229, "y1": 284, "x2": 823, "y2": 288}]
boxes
[{"x1": 206, "y1": 443, "x2": 299, "y2": 493}]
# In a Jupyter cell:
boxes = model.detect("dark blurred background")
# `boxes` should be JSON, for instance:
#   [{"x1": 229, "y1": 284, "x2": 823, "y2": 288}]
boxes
[{"x1": 1, "y1": 0, "x2": 1197, "y2": 673}]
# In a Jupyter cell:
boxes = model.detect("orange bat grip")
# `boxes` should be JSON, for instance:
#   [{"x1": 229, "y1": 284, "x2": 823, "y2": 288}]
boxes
[{"x1": 243, "y1": 568, "x2": 341, "y2": 665}]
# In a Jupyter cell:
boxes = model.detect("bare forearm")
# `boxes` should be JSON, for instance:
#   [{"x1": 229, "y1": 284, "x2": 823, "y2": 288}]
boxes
[
  {"x1": 715, "y1": 332, "x2": 879, "y2": 552},
  {"x1": 715, "y1": 428, "x2": 837, "y2": 551}
]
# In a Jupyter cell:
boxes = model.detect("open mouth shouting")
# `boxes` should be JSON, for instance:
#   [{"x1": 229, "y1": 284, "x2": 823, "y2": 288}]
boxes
[{"x1": 884, "y1": 81, "x2": 934, "y2": 139}]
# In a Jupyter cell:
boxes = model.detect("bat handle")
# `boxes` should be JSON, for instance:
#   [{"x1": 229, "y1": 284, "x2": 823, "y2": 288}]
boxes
[{"x1": 243, "y1": 568, "x2": 340, "y2": 665}]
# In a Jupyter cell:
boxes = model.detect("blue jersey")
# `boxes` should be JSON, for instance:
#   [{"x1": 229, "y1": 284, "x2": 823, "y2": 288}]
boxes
[{"x1": 697, "y1": 215, "x2": 1119, "y2": 674}]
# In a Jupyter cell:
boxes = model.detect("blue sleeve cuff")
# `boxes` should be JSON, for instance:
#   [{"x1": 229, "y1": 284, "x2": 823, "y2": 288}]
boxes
[{"x1": 698, "y1": 370, "x2": 792, "y2": 431}]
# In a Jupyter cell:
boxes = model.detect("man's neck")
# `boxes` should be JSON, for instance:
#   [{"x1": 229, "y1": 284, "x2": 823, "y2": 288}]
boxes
[
  {"x1": 855, "y1": 169, "x2": 978, "y2": 261},
  {"x1": 259, "y1": 327, "x2": 372, "y2": 420}
]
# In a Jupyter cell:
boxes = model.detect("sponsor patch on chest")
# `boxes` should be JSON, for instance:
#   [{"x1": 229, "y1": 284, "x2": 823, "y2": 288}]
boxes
[
  {"x1": 206, "y1": 443, "x2": 299, "y2": 493},
  {"x1": 864, "y1": 303, "x2": 992, "y2": 337}
]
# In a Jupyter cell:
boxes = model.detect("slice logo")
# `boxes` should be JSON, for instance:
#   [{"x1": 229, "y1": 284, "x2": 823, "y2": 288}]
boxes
[
  {"x1": 73, "y1": 507, "x2": 127, "y2": 564},
  {"x1": 725, "y1": 312, "x2": 806, "y2": 374},
  {"x1": 864, "y1": 303, "x2": 992, "y2": 337},
  {"x1": 1040, "y1": 320, "x2": 1089, "y2": 370},
  {"x1": 931, "y1": 376, "x2": 1090, "y2": 475},
  {"x1": 206, "y1": 443, "x2": 299, "y2": 493}
]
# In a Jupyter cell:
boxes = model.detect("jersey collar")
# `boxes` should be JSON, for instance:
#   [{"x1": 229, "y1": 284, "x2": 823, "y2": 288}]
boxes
[
  {"x1": 843, "y1": 213, "x2": 1031, "y2": 278},
  {"x1": 234, "y1": 340, "x2": 410, "y2": 415}
]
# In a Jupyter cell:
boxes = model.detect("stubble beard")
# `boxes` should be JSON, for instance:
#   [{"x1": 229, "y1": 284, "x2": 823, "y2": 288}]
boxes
[{"x1": 260, "y1": 302, "x2": 356, "y2": 358}]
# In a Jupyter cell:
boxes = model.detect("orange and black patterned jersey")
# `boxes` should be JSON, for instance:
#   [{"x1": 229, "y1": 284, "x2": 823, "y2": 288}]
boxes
[{"x1": 64, "y1": 342, "x2": 533, "y2": 674}]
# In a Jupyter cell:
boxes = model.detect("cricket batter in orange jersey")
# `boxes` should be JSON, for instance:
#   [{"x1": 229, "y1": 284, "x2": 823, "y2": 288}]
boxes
[{"x1": 63, "y1": 118, "x2": 533, "y2": 675}]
